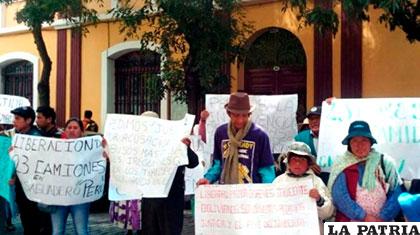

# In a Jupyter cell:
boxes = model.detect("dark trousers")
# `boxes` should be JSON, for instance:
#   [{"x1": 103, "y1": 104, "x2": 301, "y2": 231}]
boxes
[
  {"x1": 15, "y1": 180, "x2": 52, "y2": 235},
  {"x1": 141, "y1": 194, "x2": 184, "y2": 235},
  {"x1": 0, "y1": 196, "x2": 6, "y2": 233}
]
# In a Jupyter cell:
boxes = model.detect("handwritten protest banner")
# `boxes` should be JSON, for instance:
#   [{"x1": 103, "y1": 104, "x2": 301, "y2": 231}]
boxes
[
  {"x1": 206, "y1": 94, "x2": 298, "y2": 154},
  {"x1": 0, "y1": 94, "x2": 31, "y2": 124},
  {"x1": 104, "y1": 113, "x2": 195, "y2": 200},
  {"x1": 195, "y1": 180, "x2": 319, "y2": 235},
  {"x1": 318, "y1": 98, "x2": 420, "y2": 179},
  {"x1": 10, "y1": 135, "x2": 106, "y2": 206},
  {"x1": 0, "y1": 136, "x2": 13, "y2": 204}
]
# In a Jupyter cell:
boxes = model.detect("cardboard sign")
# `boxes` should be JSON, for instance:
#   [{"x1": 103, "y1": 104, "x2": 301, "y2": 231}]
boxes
[
  {"x1": 195, "y1": 180, "x2": 319, "y2": 235},
  {"x1": 104, "y1": 114, "x2": 195, "y2": 200},
  {"x1": 318, "y1": 98, "x2": 420, "y2": 179},
  {"x1": 11, "y1": 135, "x2": 106, "y2": 206},
  {"x1": 206, "y1": 94, "x2": 298, "y2": 154}
]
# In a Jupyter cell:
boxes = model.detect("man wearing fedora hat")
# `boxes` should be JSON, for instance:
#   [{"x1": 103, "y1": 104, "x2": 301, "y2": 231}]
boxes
[{"x1": 197, "y1": 92, "x2": 275, "y2": 185}]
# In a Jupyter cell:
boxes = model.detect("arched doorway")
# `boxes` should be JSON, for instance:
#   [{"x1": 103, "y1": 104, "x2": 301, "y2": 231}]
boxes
[
  {"x1": 1, "y1": 60, "x2": 33, "y2": 104},
  {"x1": 244, "y1": 27, "x2": 307, "y2": 122},
  {"x1": 114, "y1": 50, "x2": 161, "y2": 115}
]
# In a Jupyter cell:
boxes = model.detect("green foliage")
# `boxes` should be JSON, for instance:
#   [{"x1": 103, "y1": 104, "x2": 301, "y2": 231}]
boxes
[
  {"x1": 12, "y1": 0, "x2": 102, "y2": 33},
  {"x1": 111, "y1": 0, "x2": 254, "y2": 103},
  {"x1": 282, "y1": 0, "x2": 420, "y2": 42}
]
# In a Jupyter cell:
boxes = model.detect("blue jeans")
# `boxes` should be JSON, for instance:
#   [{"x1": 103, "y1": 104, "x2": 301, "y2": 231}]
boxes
[{"x1": 51, "y1": 203, "x2": 90, "y2": 235}]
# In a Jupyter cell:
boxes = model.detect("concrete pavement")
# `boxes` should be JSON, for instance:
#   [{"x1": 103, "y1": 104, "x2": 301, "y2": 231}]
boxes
[{"x1": 6, "y1": 210, "x2": 195, "y2": 235}]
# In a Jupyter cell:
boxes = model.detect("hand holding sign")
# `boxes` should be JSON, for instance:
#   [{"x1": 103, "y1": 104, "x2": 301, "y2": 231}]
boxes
[
  {"x1": 104, "y1": 113, "x2": 195, "y2": 200},
  {"x1": 11, "y1": 135, "x2": 106, "y2": 206}
]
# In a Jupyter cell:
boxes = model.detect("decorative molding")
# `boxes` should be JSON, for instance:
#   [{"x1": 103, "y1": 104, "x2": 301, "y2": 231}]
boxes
[
  {"x1": 240, "y1": 0, "x2": 278, "y2": 7},
  {"x1": 0, "y1": 13, "x2": 115, "y2": 35},
  {"x1": 0, "y1": 51, "x2": 39, "y2": 108},
  {"x1": 100, "y1": 41, "x2": 166, "y2": 127}
]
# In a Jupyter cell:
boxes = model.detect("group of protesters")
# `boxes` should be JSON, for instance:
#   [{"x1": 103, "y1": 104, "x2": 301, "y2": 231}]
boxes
[
  {"x1": 0, "y1": 107, "x2": 99, "y2": 235},
  {"x1": 1, "y1": 91, "x2": 420, "y2": 235},
  {"x1": 195, "y1": 93, "x2": 419, "y2": 233}
]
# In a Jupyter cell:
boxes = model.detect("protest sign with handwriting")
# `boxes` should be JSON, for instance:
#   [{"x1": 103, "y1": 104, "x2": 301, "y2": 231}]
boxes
[
  {"x1": 0, "y1": 94, "x2": 30, "y2": 124},
  {"x1": 318, "y1": 98, "x2": 420, "y2": 179},
  {"x1": 10, "y1": 135, "x2": 105, "y2": 206},
  {"x1": 104, "y1": 113, "x2": 195, "y2": 200},
  {"x1": 195, "y1": 180, "x2": 319, "y2": 235},
  {"x1": 206, "y1": 94, "x2": 297, "y2": 154}
]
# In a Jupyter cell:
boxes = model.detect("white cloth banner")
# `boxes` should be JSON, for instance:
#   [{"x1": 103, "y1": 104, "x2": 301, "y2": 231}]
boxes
[
  {"x1": 206, "y1": 94, "x2": 298, "y2": 154},
  {"x1": 0, "y1": 94, "x2": 30, "y2": 124},
  {"x1": 195, "y1": 180, "x2": 319, "y2": 235},
  {"x1": 318, "y1": 98, "x2": 420, "y2": 179},
  {"x1": 104, "y1": 113, "x2": 195, "y2": 200},
  {"x1": 11, "y1": 135, "x2": 106, "y2": 206}
]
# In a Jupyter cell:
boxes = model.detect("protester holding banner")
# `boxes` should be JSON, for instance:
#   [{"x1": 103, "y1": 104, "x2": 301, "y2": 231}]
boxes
[
  {"x1": 8, "y1": 106, "x2": 51, "y2": 235},
  {"x1": 192, "y1": 109, "x2": 209, "y2": 143},
  {"x1": 36, "y1": 106, "x2": 63, "y2": 138},
  {"x1": 138, "y1": 111, "x2": 199, "y2": 235},
  {"x1": 328, "y1": 120, "x2": 402, "y2": 222},
  {"x1": 50, "y1": 118, "x2": 91, "y2": 235},
  {"x1": 109, "y1": 111, "x2": 161, "y2": 235},
  {"x1": 273, "y1": 142, "x2": 334, "y2": 234},
  {"x1": 198, "y1": 92, "x2": 275, "y2": 185}
]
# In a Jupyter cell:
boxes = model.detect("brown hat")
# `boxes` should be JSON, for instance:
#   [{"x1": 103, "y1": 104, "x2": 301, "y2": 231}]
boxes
[{"x1": 224, "y1": 92, "x2": 254, "y2": 114}]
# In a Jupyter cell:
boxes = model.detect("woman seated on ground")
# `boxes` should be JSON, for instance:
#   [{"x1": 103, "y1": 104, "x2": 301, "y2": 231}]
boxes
[{"x1": 328, "y1": 120, "x2": 402, "y2": 222}]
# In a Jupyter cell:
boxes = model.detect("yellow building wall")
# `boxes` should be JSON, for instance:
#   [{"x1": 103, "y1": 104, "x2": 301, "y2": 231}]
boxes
[
  {"x1": 80, "y1": 23, "x2": 110, "y2": 125},
  {"x1": 0, "y1": 29, "x2": 58, "y2": 107},
  {"x1": 362, "y1": 8, "x2": 420, "y2": 97},
  {"x1": 4, "y1": 1, "x2": 25, "y2": 28},
  {"x1": 79, "y1": 20, "x2": 159, "y2": 126},
  {"x1": 241, "y1": 1, "x2": 315, "y2": 107},
  {"x1": 2, "y1": 1, "x2": 420, "y2": 128}
]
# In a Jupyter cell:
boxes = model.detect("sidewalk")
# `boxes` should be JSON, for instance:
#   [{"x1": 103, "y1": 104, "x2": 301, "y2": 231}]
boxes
[{"x1": 6, "y1": 210, "x2": 195, "y2": 235}]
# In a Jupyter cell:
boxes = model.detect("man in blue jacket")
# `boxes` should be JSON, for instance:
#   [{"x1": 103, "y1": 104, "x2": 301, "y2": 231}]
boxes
[
  {"x1": 295, "y1": 106, "x2": 321, "y2": 156},
  {"x1": 294, "y1": 106, "x2": 326, "y2": 181}
]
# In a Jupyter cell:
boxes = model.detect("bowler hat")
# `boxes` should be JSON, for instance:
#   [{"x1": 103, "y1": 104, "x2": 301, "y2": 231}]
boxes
[
  {"x1": 398, "y1": 192, "x2": 420, "y2": 222},
  {"x1": 307, "y1": 106, "x2": 321, "y2": 117},
  {"x1": 341, "y1": 120, "x2": 377, "y2": 145},
  {"x1": 225, "y1": 92, "x2": 254, "y2": 114},
  {"x1": 287, "y1": 141, "x2": 316, "y2": 165},
  {"x1": 11, "y1": 106, "x2": 35, "y2": 121}
]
